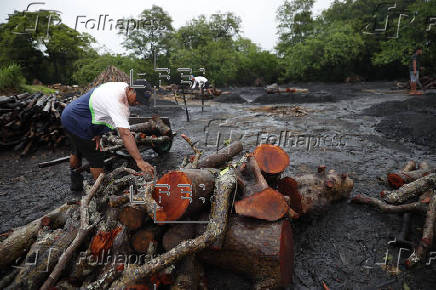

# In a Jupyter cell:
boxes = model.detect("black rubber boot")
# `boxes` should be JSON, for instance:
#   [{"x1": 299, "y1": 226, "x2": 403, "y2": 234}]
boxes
[{"x1": 70, "y1": 168, "x2": 83, "y2": 192}]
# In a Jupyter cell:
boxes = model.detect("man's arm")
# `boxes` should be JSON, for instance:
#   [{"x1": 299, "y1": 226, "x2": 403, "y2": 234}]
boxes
[
  {"x1": 413, "y1": 59, "x2": 417, "y2": 75},
  {"x1": 191, "y1": 79, "x2": 197, "y2": 89},
  {"x1": 118, "y1": 128, "x2": 154, "y2": 176}
]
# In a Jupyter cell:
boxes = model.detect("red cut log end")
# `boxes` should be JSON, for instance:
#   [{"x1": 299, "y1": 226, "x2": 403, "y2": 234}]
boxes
[
  {"x1": 279, "y1": 219, "x2": 294, "y2": 287},
  {"x1": 277, "y1": 177, "x2": 303, "y2": 214},
  {"x1": 119, "y1": 207, "x2": 146, "y2": 231},
  {"x1": 387, "y1": 173, "x2": 405, "y2": 189},
  {"x1": 253, "y1": 144, "x2": 290, "y2": 174},
  {"x1": 152, "y1": 171, "x2": 192, "y2": 221},
  {"x1": 90, "y1": 227, "x2": 122, "y2": 256},
  {"x1": 234, "y1": 188, "x2": 288, "y2": 221},
  {"x1": 41, "y1": 216, "x2": 51, "y2": 227}
]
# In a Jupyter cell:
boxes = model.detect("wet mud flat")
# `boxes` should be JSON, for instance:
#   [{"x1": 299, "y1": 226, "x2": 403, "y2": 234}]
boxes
[{"x1": 1, "y1": 82, "x2": 436, "y2": 289}]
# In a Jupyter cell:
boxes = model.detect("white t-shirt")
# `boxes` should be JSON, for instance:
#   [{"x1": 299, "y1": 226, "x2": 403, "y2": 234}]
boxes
[
  {"x1": 90, "y1": 82, "x2": 130, "y2": 129},
  {"x1": 191, "y1": 76, "x2": 208, "y2": 89}
]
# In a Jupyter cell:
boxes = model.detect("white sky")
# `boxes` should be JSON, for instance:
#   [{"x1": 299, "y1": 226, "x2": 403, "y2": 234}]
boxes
[{"x1": 0, "y1": 0, "x2": 334, "y2": 53}]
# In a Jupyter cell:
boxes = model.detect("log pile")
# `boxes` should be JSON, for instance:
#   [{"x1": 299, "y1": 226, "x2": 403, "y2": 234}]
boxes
[
  {"x1": 352, "y1": 161, "x2": 436, "y2": 267},
  {"x1": 0, "y1": 140, "x2": 353, "y2": 289},
  {"x1": 87, "y1": 65, "x2": 130, "y2": 92},
  {"x1": 0, "y1": 93, "x2": 75, "y2": 155}
]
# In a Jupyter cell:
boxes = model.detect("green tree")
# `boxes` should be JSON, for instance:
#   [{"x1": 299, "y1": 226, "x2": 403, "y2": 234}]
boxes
[
  {"x1": 120, "y1": 5, "x2": 174, "y2": 61},
  {"x1": 276, "y1": 0, "x2": 315, "y2": 55}
]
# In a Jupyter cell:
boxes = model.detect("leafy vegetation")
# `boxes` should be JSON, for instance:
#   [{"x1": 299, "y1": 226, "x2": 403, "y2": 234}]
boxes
[
  {"x1": 0, "y1": 64, "x2": 25, "y2": 90},
  {"x1": 0, "y1": 1, "x2": 435, "y2": 87}
]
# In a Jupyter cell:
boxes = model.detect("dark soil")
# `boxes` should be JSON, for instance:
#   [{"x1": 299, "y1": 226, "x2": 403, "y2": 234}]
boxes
[
  {"x1": 1, "y1": 82, "x2": 436, "y2": 289},
  {"x1": 214, "y1": 93, "x2": 247, "y2": 104},
  {"x1": 363, "y1": 94, "x2": 436, "y2": 149}
]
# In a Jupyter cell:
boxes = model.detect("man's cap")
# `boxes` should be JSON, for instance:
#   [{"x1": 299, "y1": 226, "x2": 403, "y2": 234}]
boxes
[{"x1": 132, "y1": 79, "x2": 151, "y2": 105}]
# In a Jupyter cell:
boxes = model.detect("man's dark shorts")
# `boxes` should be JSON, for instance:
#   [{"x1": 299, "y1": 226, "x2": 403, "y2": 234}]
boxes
[{"x1": 65, "y1": 130, "x2": 105, "y2": 168}]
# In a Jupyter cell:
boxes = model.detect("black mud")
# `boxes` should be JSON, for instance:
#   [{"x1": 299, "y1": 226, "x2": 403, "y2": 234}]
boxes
[{"x1": 363, "y1": 93, "x2": 436, "y2": 149}]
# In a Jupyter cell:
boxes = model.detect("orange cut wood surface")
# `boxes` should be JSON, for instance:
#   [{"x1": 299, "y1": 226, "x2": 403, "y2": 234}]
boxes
[{"x1": 254, "y1": 144, "x2": 290, "y2": 174}]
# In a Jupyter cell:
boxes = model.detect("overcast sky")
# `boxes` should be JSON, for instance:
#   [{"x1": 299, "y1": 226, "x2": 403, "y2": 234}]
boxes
[{"x1": 0, "y1": 0, "x2": 334, "y2": 53}]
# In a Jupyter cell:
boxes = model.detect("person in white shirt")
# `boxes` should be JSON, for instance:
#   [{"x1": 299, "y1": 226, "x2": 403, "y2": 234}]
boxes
[
  {"x1": 191, "y1": 76, "x2": 209, "y2": 90},
  {"x1": 61, "y1": 80, "x2": 154, "y2": 194}
]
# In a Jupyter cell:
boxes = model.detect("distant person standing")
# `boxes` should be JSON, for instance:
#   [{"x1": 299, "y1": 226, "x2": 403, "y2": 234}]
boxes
[{"x1": 409, "y1": 47, "x2": 423, "y2": 95}]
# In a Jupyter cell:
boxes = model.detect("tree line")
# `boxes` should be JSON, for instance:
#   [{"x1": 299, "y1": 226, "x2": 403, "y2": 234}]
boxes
[{"x1": 0, "y1": 0, "x2": 435, "y2": 89}]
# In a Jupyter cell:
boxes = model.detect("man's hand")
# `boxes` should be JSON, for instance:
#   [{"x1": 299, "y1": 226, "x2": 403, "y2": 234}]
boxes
[
  {"x1": 136, "y1": 160, "x2": 154, "y2": 176},
  {"x1": 93, "y1": 136, "x2": 102, "y2": 151}
]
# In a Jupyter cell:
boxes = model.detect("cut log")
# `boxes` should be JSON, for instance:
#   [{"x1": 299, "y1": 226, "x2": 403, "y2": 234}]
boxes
[
  {"x1": 7, "y1": 213, "x2": 80, "y2": 289},
  {"x1": 234, "y1": 188, "x2": 288, "y2": 221},
  {"x1": 40, "y1": 173, "x2": 105, "y2": 290},
  {"x1": 253, "y1": 144, "x2": 290, "y2": 175},
  {"x1": 382, "y1": 173, "x2": 436, "y2": 204},
  {"x1": 152, "y1": 169, "x2": 216, "y2": 221},
  {"x1": 237, "y1": 154, "x2": 269, "y2": 197},
  {"x1": 119, "y1": 207, "x2": 146, "y2": 231},
  {"x1": 387, "y1": 168, "x2": 435, "y2": 189},
  {"x1": 132, "y1": 228, "x2": 155, "y2": 254},
  {"x1": 236, "y1": 154, "x2": 289, "y2": 221},
  {"x1": 0, "y1": 203, "x2": 77, "y2": 270},
  {"x1": 162, "y1": 224, "x2": 197, "y2": 251},
  {"x1": 276, "y1": 166, "x2": 354, "y2": 215},
  {"x1": 195, "y1": 141, "x2": 243, "y2": 169},
  {"x1": 198, "y1": 216, "x2": 294, "y2": 289},
  {"x1": 113, "y1": 168, "x2": 236, "y2": 287},
  {"x1": 406, "y1": 190, "x2": 436, "y2": 267}
]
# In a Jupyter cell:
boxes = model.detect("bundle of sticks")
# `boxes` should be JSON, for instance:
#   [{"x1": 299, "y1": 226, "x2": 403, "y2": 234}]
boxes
[
  {"x1": 352, "y1": 161, "x2": 436, "y2": 267},
  {"x1": 0, "y1": 140, "x2": 354, "y2": 289},
  {"x1": 0, "y1": 92, "x2": 75, "y2": 155}
]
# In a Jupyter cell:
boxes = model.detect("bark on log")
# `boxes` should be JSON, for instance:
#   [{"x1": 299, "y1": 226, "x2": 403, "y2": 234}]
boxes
[
  {"x1": 387, "y1": 168, "x2": 435, "y2": 189},
  {"x1": 0, "y1": 203, "x2": 77, "y2": 270},
  {"x1": 198, "y1": 216, "x2": 294, "y2": 289},
  {"x1": 382, "y1": 173, "x2": 436, "y2": 204},
  {"x1": 40, "y1": 173, "x2": 105, "y2": 290},
  {"x1": 112, "y1": 169, "x2": 236, "y2": 287},
  {"x1": 276, "y1": 166, "x2": 354, "y2": 215},
  {"x1": 237, "y1": 154, "x2": 269, "y2": 197},
  {"x1": 7, "y1": 212, "x2": 80, "y2": 289},
  {"x1": 351, "y1": 194, "x2": 428, "y2": 214},
  {"x1": 194, "y1": 141, "x2": 243, "y2": 169},
  {"x1": 152, "y1": 169, "x2": 216, "y2": 221},
  {"x1": 170, "y1": 255, "x2": 205, "y2": 290},
  {"x1": 406, "y1": 190, "x2": 436, "y2": 267}
]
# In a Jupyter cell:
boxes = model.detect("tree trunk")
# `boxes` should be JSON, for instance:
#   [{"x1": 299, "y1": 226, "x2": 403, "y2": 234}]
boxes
[{"x1": 198, "y1": 216, "x2": 294, "y2": 289}]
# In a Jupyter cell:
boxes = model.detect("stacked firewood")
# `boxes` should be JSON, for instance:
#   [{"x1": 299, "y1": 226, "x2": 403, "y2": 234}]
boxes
[
  {"x1": 352, "y1": 161, "x2": 436, "y2": 267},
  {"x1": 0, "y1": 140, "x2": 354, "y2": 289},
  {"x1": 0, "y1": 93, "x2": 75, "y2": 155}
]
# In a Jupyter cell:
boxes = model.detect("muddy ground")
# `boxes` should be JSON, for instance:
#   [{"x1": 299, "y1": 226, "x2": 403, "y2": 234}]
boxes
[{"x1": 1, "y1": 82, "x2": 436, "y2": 289}]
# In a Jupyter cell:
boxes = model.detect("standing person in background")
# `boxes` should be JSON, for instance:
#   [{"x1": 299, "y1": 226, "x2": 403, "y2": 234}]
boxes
[{"x1": 409, "y1": 47, "x2": 424, "y2": 95}]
